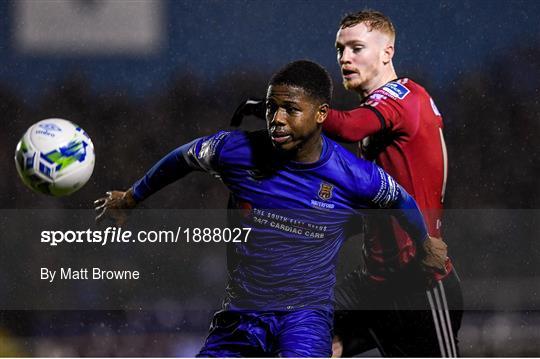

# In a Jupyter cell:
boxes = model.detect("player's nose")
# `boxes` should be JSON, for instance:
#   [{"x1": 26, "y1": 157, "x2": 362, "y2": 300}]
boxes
[
  {"x1": 339, "y1": 48, "x2": 352, "y2": 65},
  {"x1": 270, "y1": 107, "x2": 288, "y2": 126}
]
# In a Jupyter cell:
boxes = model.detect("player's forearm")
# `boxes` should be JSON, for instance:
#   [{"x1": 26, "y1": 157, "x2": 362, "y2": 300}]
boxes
[
  {"x1": 323, "y1": 108, "x2": 383, "y2": 142},
  {"x1": 391, "y1": 187, "x2": 428, "y2": 245},
  {"x1": 131, "y1": 141, "x2": 196, "y2": 202}
]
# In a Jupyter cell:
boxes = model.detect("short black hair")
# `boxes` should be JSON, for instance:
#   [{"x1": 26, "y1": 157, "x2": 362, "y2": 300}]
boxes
[{"x1": 268, "y1": 60, "x2": 332, "y2": 104}]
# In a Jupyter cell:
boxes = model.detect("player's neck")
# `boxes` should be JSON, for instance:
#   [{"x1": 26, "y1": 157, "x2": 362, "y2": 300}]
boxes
[
  {"x1": 294, "y1": 135, "x2": 323, "y2": 163},
  {"x1": 359, "y1": 68, "x2": 398, "y2": 100}
]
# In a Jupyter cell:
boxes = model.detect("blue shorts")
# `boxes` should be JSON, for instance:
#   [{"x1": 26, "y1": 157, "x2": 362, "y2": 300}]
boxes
[{"x1": 197, "y1": 309, "x2": 333, "y2": 357}]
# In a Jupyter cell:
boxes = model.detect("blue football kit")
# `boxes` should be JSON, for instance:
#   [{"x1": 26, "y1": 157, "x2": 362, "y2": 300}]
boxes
[{"x1": 131, "y1": 130, "x2": 428, "y2": 357}]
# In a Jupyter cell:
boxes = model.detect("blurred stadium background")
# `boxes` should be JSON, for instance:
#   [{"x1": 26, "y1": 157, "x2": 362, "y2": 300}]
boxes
[{"x1": 0, "y1": 0, "x2": 539, "y2": 356}]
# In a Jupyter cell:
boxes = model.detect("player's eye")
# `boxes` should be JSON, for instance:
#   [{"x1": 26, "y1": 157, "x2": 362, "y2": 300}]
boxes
[
  {"x1": 266, "y1": 102, "x2": 277, "y2": 112},
  {"x1": 336, "y1": 47, "x2": 343, "y2": 57},
  {"x1": 353, "y1": 46, "x2": 364, "y2": 53},
  {"x1": 286, "y1": 106, "x2": 300, "y2": 115}
]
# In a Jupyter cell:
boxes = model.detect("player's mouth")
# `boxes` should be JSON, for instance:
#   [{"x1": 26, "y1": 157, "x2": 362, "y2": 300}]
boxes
[
  {"x1": 341, "y1": 68, "x2": 357, "y2": 79},
  {"x1": 271, "y1": 131, "x2": 292, "y2": 144}
]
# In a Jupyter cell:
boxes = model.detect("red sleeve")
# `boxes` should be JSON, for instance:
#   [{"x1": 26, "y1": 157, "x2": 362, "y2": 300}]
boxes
[
  {"x1": 323, "y1": 107, "x2": 384, "y2": 143},
  {"x1": 324, "y1": 82, "x2": 422, "y2": 143}
]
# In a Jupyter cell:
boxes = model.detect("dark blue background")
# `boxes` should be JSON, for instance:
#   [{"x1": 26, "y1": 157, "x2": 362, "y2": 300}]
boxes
[{"x1": 0, "y1": 0, "x2": 539, "y2": 99}]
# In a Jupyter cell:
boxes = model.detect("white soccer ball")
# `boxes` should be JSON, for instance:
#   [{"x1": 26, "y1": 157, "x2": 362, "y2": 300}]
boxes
[{"x1": 14, "y1": 118, "x2": 95, "y2": 196}]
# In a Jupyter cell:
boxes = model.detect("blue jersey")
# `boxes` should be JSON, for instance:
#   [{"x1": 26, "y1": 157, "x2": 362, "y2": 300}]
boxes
[{"x1": 133, "y1": 130, "x2": 426, "y2": 311}]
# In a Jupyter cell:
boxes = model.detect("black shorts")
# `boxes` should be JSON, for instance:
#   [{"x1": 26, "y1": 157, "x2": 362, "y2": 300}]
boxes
[{"x1": 334, "y1": 264, "x2": 463, "y2": 357}]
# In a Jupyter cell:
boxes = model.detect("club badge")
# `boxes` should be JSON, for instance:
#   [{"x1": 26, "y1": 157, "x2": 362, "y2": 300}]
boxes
[{"x1": 318, "y1": 182, "x2": 334, "y2": 201}]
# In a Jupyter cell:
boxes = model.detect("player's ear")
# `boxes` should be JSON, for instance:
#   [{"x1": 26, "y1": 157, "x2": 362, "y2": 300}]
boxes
[
  {"x1": 382, "y1": 43, "x2": 394, "y2": 64},
  {"x1": 316, "y1": 103, "x2": 329, "y2": 124}
]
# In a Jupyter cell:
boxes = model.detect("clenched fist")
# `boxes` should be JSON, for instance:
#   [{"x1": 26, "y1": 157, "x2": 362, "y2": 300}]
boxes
[{"x1": 420, "y1": 236, "x2": 448, "y2": 275}]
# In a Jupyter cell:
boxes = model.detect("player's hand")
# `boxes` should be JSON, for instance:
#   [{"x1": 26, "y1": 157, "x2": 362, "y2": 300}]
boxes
[
  {"x1": 230, "y1": 98, "x2": 266, "y2": 127},
  {"x1": 420, "y1": 236, "x2": 448, "y2": 275},
  {"x1": 94, "y1": 189, "x2": 137, "y2": 226},
  {"x1": 332, "y1": 335, "x2": 344, "y2": 358}
]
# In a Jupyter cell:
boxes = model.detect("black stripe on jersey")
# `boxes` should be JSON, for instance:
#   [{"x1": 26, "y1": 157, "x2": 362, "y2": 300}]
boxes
[{"x1": 364, "y1": 105, "x2": 386, "y2": 131}]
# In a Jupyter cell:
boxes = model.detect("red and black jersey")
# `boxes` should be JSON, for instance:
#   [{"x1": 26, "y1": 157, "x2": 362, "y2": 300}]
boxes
[{"x1": 324, "y1": 78, "x2": 451, "y2": 281}]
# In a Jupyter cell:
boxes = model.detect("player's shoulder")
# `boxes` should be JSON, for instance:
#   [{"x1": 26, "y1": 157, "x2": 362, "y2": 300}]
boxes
[
  {"x1": 221, "y1": 129, "x2": 270, "y2": 151},
  {"x1": 372, "y1": 78, "x2": 429, "y2": 102},
  {"x1": 207, "y1": 129, "x2": 267, "y2": 149},
  {"x1": 400, "y1": 78, "x2": 434, "y2": 99},
  {"x1": 213, "y1": 129, "x2": 272, "y2": 166},
  {"x1": 395, "y1": 78, "x2": 442, "y2": 118},
  {"x1": 327, "y1": 137, "x2": 358, "y2": 162},
  {"x1": 326, "y1": 137, "x2": 377, "y2": 178},
  {"x1": 325, "y1": 137, "x2": 384, "y2": 201}
]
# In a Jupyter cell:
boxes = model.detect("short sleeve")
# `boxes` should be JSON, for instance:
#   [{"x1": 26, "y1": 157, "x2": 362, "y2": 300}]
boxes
[{"x1": 185, "y1": 130, "x2": 231, "y2": 174}]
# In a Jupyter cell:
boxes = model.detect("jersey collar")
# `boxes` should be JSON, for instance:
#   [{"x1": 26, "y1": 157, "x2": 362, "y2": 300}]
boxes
[{"x1": 283, "y1": 135, "x2": 333, "y2": 171}]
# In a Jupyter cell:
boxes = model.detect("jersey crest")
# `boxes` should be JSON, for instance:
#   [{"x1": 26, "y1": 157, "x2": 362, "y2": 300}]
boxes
[{"x1": 318, "y1": 182, "x2": 334, "y2": 201}]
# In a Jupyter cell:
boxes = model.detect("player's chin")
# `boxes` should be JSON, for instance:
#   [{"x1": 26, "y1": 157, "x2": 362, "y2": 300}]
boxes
[
  {"x1": 342, "y1": 78, "x2": 361, "y2": 91},
  {"x1": 271, "y1": 138, "x2": 296, "y2": 152}
]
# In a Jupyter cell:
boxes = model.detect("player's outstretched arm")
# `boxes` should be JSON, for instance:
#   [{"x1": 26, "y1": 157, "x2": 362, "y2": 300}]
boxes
[
  {"x1": 229, "y1": 97, "x2": 391, "y2": 145},
  {"x1": 323, "y1": 108, "x2": 384, "y2": 142},
  {"x1": 228, "y1": 99, "x2": 384, "y2": 143},
  {"x1": 94, "y1": 140, "x2": 200, "y2": 225}
]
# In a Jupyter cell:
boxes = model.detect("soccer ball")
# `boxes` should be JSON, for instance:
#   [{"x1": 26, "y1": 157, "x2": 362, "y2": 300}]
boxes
[{"x1": 14, "y1": 118, "x2": 95, "y2": 196}]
